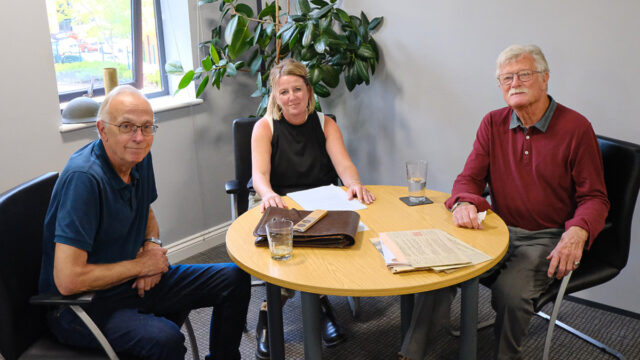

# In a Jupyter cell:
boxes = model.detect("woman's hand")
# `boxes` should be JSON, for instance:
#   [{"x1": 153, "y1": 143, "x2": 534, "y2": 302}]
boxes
[
  {"x1": 260, "y1": 192, "x2": 288, "y2": 212},
  {"x1": 346, "y1": 182, "x2": 376, "y2": 204}
]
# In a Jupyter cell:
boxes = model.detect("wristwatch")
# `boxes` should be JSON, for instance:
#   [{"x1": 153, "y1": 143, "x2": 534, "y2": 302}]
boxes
[{"x1": 145, "y1": 237, "x2": 162, "y2": 246}]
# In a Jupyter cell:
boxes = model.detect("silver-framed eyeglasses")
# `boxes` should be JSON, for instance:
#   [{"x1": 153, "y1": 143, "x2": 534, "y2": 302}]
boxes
[
  {"x1": 497, "y1": 70, "x2": 542, "y2": 86},
  {"x1": 103, "y1": 121, "x2": 158, "y2": 136}
]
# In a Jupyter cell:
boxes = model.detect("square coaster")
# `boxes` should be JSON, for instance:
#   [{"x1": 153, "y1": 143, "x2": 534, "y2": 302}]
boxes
[{"x1": 399, "y1": 196, "x2": 433, "y2": 206}]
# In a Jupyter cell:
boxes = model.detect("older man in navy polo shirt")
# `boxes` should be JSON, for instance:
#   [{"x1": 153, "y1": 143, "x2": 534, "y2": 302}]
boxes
[
  {"x1": 39, "y1": 85, "x2": 250, "y2": 359},
  {"x1": 399, "y1": 45, "x2": 609, "y2": 360}
]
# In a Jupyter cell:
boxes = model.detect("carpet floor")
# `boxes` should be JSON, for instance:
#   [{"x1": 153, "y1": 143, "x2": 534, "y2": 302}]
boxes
[{"x1": 178, "y1": 244, "x2": 640, "y2": 360}]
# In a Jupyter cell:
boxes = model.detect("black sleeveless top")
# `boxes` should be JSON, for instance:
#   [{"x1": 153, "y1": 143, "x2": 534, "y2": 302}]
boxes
[{"x1": 269, "y1": 111, "x2": 338, "y2": 195}]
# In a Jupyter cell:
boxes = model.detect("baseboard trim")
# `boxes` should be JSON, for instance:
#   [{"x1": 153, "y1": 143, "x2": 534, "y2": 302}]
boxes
[
  {"x1": 166, "y1": 221, "x2": 232, "y2": 264},
  {"x1": 565, "y1": 295, "x2": 640, "y2": 320}
]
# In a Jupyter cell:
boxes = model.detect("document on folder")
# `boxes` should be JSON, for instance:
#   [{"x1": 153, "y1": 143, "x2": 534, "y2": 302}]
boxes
[{"x1": 287, "y1": 185, "x2": 367, "y2": 211}]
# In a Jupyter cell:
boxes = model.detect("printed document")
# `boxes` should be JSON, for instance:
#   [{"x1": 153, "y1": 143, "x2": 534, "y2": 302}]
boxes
[{"x1": 287, "y1": 185, "x2": 367, "y2": 211}]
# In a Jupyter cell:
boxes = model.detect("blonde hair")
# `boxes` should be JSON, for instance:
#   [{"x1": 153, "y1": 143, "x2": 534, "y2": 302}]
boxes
[
  {"x1": 495, "y1": 44, "x2": 550, "y2": 79},
  {"x1": 265, "y1": 58, "x2": 316, "y2": 120}
]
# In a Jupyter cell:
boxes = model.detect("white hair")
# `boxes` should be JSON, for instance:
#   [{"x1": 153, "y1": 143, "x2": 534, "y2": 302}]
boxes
[
  {"x1": 97, "y1": 85, "x2": 150, "y2": 123},
  {"x1": 495, "y1": 44, "x2": 550, "y2": 79}
]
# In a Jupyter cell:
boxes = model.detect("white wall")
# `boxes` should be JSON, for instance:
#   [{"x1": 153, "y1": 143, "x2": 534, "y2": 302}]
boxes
[
  {"x1": 326, "y1": 0, "x2": 640, "y2": 313},
  {"x1": 2, "y1": 0, "x2": 639, "y2": 314}
]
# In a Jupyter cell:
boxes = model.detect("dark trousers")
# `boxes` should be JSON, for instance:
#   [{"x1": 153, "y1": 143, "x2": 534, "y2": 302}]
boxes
[{"x1": 47, "y1": 263, "x2": 251, "y2": 360}]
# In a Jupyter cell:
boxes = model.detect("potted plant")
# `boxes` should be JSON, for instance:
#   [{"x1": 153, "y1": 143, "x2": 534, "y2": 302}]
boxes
[{"x1": 169, "y1": 0, "x2": 383, "y2": 116}]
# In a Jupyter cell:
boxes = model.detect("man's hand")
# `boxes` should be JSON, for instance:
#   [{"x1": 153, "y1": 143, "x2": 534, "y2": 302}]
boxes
[
  {"x1": 346, "y1": 182, "x2": 375, "y2": 204},
  {"x1": 260, "y1": 192, "x2": 288, "y2": 212},
  {"x1": 546, "y1": 226, "x2": 588, "y2": 279},
  {"x1": 452, "y1": 203, "x2": 482, "y2": 229},
  {"x1": 137, "y1": 246, "x2": 169, "y2": 277},
  {"x1": 132, "y1": 274, "x2": 162, "y2": 297}
]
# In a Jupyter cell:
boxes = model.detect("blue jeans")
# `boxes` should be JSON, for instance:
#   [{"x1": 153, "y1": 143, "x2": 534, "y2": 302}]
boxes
[{"x1": 47, "y1": 263, "x2": 251, "y2": 360}]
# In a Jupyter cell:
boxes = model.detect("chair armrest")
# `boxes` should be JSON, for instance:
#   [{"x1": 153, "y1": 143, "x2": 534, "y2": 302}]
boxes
[
  {"x1": 30, "y1": 292, "x2": 95, "y2": 306},
  {"x1": 226, "y1": 179, "x2": 240, "y2": 194}
]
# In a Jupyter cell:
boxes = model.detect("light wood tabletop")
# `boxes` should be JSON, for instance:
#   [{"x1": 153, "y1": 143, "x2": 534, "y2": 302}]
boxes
[{"x1": 226, "y1": 185, "x2": 509, "y2": 297}]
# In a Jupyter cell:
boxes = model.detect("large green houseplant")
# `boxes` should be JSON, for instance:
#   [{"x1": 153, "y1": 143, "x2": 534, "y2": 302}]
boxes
[{"x1": 169, "y1": 0, "x2": 383, "y2": 116}]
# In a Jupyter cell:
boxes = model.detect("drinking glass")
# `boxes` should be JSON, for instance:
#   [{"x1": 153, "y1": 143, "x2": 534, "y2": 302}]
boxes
[
  {"x1": 266, "y1": 218, "x2": 293, "y2": 261},
  {"x1": 405, "y1": 160, "x2": 428, "y2": 203}
]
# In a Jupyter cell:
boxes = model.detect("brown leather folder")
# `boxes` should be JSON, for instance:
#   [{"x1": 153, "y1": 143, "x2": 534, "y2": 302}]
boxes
[{"x1": 253, "y1": 207, "x2": 360, "y2": 248}]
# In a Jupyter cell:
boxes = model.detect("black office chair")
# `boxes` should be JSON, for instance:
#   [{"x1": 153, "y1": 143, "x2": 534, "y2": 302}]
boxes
[
  {"x1": 0, "y1": 172, "x2": 199, "y2": 360},
  {"x1": 532, "y1": 135, "x2": 640, "y2": 360},
  {"x1": 452, "y1": 135, "x2": 640, "y2": 359},
  {"x1": 224, "y1": 114, "x2": 361, "y2": 317}
]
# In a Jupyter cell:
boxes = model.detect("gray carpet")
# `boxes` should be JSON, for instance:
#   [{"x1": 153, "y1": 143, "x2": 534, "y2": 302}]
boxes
[{"x1": 179, "y1": 244, "x2": 640, "y2": 360}]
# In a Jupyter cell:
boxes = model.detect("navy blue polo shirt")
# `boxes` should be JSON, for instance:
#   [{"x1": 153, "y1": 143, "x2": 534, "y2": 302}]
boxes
[{"x1": 39, "y1": 139, "x2": 157, "y2": 296}]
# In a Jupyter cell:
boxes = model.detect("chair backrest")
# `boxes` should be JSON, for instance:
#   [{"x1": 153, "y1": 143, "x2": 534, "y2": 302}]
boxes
[
  {"x1": 231, "y1": 117, "x2": 259, "y2": 216},
  {"x1": 587, "y1": 135, "x2": 640, "y2": 270},
  {"x1": 0, "y1": 172, "x2": 58, "y2": 360},
  {"x1": 230, "y1": 114, "x2": 338, "y2": 217}
]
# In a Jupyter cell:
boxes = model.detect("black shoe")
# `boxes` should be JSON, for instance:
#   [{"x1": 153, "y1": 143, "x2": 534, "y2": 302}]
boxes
[
  {"x1": 256, "y1": 306, "x2": 270, "y2": 360},
  {"x1": 319, "y1": 296, "x2": 346, "y2": 347}
]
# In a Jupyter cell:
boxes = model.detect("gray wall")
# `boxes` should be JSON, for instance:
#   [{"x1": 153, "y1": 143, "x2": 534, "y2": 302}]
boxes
[
  {"x1": 1, "y1": 1, "x2": 639, "y2": 314},
  {"x1": 326, "y1": 0, "x2": 640, "y2": 313}
]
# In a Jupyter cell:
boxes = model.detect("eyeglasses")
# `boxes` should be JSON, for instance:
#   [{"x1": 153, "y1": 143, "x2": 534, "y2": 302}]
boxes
[
  {"x1": 103, "y1": 121, "x2": 158, "y2": 136},
  {"x1": 497, "y1": 70, "x2": 542, "y2": 86}
]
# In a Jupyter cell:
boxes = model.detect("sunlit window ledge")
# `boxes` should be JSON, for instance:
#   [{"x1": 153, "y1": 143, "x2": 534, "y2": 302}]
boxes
[{"x1": 58, "y1": 95, "x2": 203, "y2": 133}]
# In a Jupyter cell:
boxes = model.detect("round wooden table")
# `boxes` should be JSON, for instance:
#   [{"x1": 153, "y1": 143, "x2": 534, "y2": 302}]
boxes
[{"x1": 226, "y1": 185, "x2": 509, "y2": 359}]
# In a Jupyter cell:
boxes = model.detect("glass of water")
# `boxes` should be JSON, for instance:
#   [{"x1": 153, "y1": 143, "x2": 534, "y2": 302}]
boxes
[
  {"x1": 266, "y1": 218, "x2": 293, "y2": 261},
  {"x1": 406, "y1": 160, "x2": 428, "y2": 203}
]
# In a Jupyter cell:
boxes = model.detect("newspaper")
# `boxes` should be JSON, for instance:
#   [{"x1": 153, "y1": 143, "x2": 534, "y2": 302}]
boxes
[{"x1": 373, "y1": 229, "x2": 492, "y2": 274}]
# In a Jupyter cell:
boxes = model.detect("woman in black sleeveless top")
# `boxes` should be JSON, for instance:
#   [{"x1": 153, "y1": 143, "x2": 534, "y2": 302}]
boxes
[{"x1": 250, "y1": 59, "x2": 375, "y2": 358}]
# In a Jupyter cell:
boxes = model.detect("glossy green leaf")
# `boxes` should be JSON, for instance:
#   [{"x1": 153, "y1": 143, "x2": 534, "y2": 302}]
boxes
[
  {"x1": 276, "y1": 21, "x2": 295, "y2": 37},
  {"x1": 210, "y1": 46, "x2": 220, "y2": 65},
  {"x1": 235, "y1": 3, "x2": 254, "y2": 18},
  {"x1": 369, "y1": 38, "x2": 379, "y2": 62},
  {"x1": 219, "y1": 0, "x2": 225, "y2": 12},
  {"x1": 302, "y1": 21, "x2": 315, "y2": 47},
  {"x1": 234, "y1": 61, "x2": 245, "y2": 70},
  {"x1": 312, "y1": 4, "x2": 333, "y2": 19},
  {"x1": 310, "y1": 0, "x2": 329, "y2": 7},
  {"x1": 290, "y1": 14, "x2": 306, "y2": 22},
  {"x1": 310, "y1": 66, "x2": 322, "y2": 85},
  {"x1": 178, "y1": 70, "x2": 195, "y2": 90},
  {"x1": 196, "y1": 75, "x2": 210, "y2": 97},
  {"x1": 264, "y1": 22, "x2": 275, "y2": 36},
  {"x1": 279, "y1": 24, "x2": 298, "y2": 45},
  {"x1": 301, "y1": 46, "x2": 317, "y2": 61},
  {"x1": 256, "y1": 94, "x2": 269, "y2": 117},
  {"x1": 320, "y1": 64, "x2": 339, "y2": 88},
  {"x1": 356, "y1": 44, "x2": 375, "y2": 59},
  {"x1": 355, "y1": 58, "x2": 369, "y2": 84},
  {"x1": 212, "y1": 69, "x2": 222, "y2": 89},
  {"x1": 296, "y1": 0, "x2": 311, "y2": 14},
  {"x1": 202, "y1": 56, "x2": 213, "y2": 71},
  {"x1": 313, "y1": 83, "x2": 330, "y2": 97},
  {"x1": 226, "y1": 61, "x2": 237, "y2": 76},
  {"x1": 224, "y1": 15, "x2": 239, "y2": 45},
  {"x1": 314, "y1": 36, "x2": 327, "y2": 53},
  {"x1": 252, "y1": 23, "x2": 262, "y2": 46},
  {"x1": 250, "y1": 56, "x2": 262, "y2": 75},
  {"x1": 334, "y1": 8, "x2": 351, "y2": 25},
  {"x1": 228, "y1": 16, "x2": 250, "y2": 59},
  {"x1": 165, "y1": 61, "x2": 184, "y2": 75},
  {"x1": 256, "y1": 72, "x2": 263, "y2": 89},
  {"x1": 220, "y1": 7, "x2": 230, "y2": 21},
  {"x1": 369, "y1": 58, "x2": 376, "y2": 75},
  {"x1": 368, "y1": 17, "x2": 383, "y2": 32},
  {"x1": 258, "y1": 2, "x2": 276, "y2": 20},
  {"x1": 198, "y1": 0, "x2": 218, "y2": 5},
  {"x1": 330, "y1": 53, "x2": 350, "y2": 66},
  {"x1": 360, "y1": 11, "x2": 370, "y2": 28}
]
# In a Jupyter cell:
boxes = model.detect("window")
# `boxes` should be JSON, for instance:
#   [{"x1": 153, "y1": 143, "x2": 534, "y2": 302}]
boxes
[{"x1": 45, "y1": 0, "x2": 168, "y2": 102}]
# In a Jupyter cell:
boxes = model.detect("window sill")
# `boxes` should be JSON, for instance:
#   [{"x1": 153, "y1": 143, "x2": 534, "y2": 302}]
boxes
[{"x1": 58, "y1": 95, "x2": 203, "y2": 133}]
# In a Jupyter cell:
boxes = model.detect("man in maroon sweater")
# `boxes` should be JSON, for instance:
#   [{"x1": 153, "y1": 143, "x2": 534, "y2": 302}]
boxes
[{"x1": 399, "y1": 45, "x2": 609, "y2": 360}]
